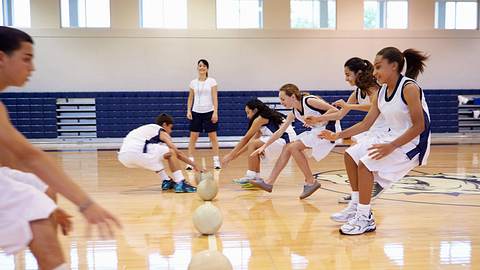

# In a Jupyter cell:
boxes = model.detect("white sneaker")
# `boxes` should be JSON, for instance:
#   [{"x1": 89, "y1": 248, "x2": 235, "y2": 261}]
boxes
[
  {"x1": 233, "y1": 176, "x2": 255, "y2": 185},
  {"x1": 339, "y1": 211, "x2": 376, "y2": 235},
  {"x1": 213, "y1": 156, "x2": 221, "y2": 169},
  {"x1": 330, "y1": 202, "x2": 357, "y2": 223}
]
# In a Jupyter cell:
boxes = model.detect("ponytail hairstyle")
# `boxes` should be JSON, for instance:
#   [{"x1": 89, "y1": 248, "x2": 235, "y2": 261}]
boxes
[
  {"x1": 344, "y1": 57, "x2": 379, "y2": 96},
  {"x1": 198, "y1": 59, "x2": 209, "y2": 77},
  {"x1": 279, "y1": 83, "x2": 309, "y2": 101},
  {"x1": 246, "y1": 99, "x2": 285, "y2": 129},
  {"x1": 376, "y1": 47, "x2": 429, "y2": 80}
]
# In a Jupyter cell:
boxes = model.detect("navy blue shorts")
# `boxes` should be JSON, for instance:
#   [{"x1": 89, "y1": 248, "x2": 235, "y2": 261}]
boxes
[{"x1": 190, "y1": 111, "x2": 218, "y2": 133}]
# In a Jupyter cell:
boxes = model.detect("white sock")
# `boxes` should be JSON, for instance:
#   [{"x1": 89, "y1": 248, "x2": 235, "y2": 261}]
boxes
[
  {"x1": 351, "y1": 191, "x2": 359, "y2": 204},
  {"x1": 245, "y1": 170, "x2": 256, "y2": 179},
  {"x1": 213, "y1": 155, "x2": 219, "y2": 161},
  {"x1": 53, "y1": 263, "x2": 68, "y2": 270},
  {"x1": 172, "y1": 170, "x2": 184, "y2": 183},
  {"x1": 357, "y1": 203, "x2": 371, "y2": 216},
  {"x1": 157, "y1": 170, "x2": 170, "y2": 181}
]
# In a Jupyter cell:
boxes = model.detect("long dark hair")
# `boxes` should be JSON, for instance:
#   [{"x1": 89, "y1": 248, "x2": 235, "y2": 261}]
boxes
[
  {"x1": 377, "y1": 47, "x2": 429, "y2": 80},
  {"x1": 198, "y1": 59, "x2": 209, "y2": 77},
  {"x1": 246, "y1": 99, "x2": 285, "y2": 129},
  {"x1": 344, "y1": 57, "x2": 379, "y2": 96}
]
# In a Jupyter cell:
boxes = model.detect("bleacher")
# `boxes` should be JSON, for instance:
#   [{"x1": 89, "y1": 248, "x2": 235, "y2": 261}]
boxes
[{"x1": 0, "y1": 89, "x2": 476, "y2": 139}]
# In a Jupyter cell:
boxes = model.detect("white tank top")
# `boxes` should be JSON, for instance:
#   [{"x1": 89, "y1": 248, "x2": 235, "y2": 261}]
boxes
[
  {"x1": 293, "y1": 95, "x2": 340, "y2": 132},
  {"x1": 355, "y1": 88, "x2": 389, "y2": 134},
  {"x1": 377, "y1": 75, "x2": 431, "y2": 165},
  {"x1": 260, "y1": 119, "x2": 297, "y2": 143},
  {"x1": 119, "y1": 124, "x2": 166, "y2": 153}
]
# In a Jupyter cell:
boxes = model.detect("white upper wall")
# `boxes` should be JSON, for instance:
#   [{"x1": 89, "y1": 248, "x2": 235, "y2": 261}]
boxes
[{"x1": 13, "y1": 0, "x2": 480, "y2": 92}]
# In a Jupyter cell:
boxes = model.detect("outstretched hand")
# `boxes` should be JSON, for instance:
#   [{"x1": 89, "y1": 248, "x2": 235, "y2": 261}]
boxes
[
  {"x1": 318, "y1": 130, "x2": 338, "y2": 141},
  {"x1": 250, "y1": 145, "x2": 266, "y2": 157},
  {"x1": 82, "y1": 202, "x2": 122, "y2": 239}
]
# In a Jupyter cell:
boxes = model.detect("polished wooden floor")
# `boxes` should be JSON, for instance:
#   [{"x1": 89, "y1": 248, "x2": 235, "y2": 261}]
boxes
[{"x1": 1, "y1": 145, "x2": 479, "y2": 269}]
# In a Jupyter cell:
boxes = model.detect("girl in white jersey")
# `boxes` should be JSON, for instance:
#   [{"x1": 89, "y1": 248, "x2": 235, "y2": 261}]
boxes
[
  {"x1": 334, "y1": 57, "x2": 388, "y2": 204},
  {"x1": 221, "y1": 99, "x2": 297, "y2": 185},
  {"x1": 320, "y1": 47, "x2": 431, "y2": 235},
  {"x1": 249, "y1": 84, "x2": 341, "y2": 199},
  {"x1": 186, "y1": 59, "x2": 221, "y2": 169}
]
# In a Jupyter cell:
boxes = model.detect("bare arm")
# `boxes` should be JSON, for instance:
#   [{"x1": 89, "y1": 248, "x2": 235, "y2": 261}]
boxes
[
  {"x1": 159, "y1": 132, "x2": 198, "y2": 169},
  {"x1": 211, "y1": 85, "x2": 219, "y2": 123},
  {"x1": 0, "y1": 104, "x2": 120, "y2": 229},
  {"x1": 187, "y1": 88, "x2": 194, "y2": 119},
  {"x1": 320, "y1": 92, "x2": 381, "y2": 141},
  {"x1": 225, "y1": 117, "x2": 267, "y2": 161},
  {"x1": 251, "y1": 112, "x2": 295, "y2": 157},
  {"x1": 304, "y1": 98, "x2": 340, "y2": 124}
]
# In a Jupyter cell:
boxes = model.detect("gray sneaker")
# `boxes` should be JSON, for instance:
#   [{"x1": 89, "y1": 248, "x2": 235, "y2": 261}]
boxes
[
  {"x1": 248, "y1": 179, "x2": 273, "y2": 192},
  {"x1": 337, "y1": 182, "x2": 384, "y2": 204},
  {"x1": 340, "y1": 211, "x2": 376, "y2": 235},
  {"x1": 299, "y1": 181, "x2": 321, "y2": 200},
  {"x1": 233, "y1": 176, "x2": 255, "y2": 185}
]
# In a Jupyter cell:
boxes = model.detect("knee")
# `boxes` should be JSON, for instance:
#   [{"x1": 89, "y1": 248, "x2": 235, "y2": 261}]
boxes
[
  {"x1": 163, "y1": 150, "x2": 173, "y2": 159},
  {"x1": 286, "y1": 143, "x2": 298, "y2": 153}
]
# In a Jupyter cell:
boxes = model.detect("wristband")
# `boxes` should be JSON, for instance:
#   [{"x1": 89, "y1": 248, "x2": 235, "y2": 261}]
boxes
[{"x1": 78, "y1": 198, "x2": 94, "y2": 213}]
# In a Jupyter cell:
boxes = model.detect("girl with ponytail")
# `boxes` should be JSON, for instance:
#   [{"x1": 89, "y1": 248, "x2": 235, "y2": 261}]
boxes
[
  {"x1": 334, "y1": 57, "x2": 389, "y2": 204},
  {"x1": 320, "y1": 47, "x2": 431, "y2": 235}
]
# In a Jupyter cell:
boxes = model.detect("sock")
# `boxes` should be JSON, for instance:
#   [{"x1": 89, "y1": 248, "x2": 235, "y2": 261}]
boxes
[
  {"x1": 357, "y1": 203, "x2": 371, "y2": 216},
  {"x1": 351, "y1": 191, "x2": 359, "y2": 204},
  {"x1": 156, "y1": 170, "x2": 170, "y2": 181},
  {"x1": 53, "y1": 263, "x2": 68, "y2": 270},
  {"x1": 172, "y1": 170, "x2": 184, "y2": 183},
  {"x1": 255, "y1": 172, "x2": 261, "y2": 178},
  {"x1": 189, "y1": 156, "x2": 195, "y2": 162},
  {"x1": 245, "y1": 170, "x2": 256, "y2": 179}
]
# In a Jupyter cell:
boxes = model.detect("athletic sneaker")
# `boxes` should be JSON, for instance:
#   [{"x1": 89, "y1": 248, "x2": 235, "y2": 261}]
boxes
[
  {"x1": 248, "y1": 179, "x2": 273, "y2": 192},
  {"x1": 174, "y1": 180, "x2": 197, "y2": 193},
  {"x1": 299, "y1": 181, "x2": 321, "y2": 199},
  {"x1": 339, "y1": 212, "x2": 376, "y2": 235},
  {"x1": 233, "y1": 176, "x2": 255, "y2": 185},
  {"x1": 338, "y1": 182, "x2": 385, "y2": 204},
  {"x1": 213, "y1": 156, "x2": 221, "y2": 170},
  {"x1": 330, "y1": 202, "x2": 357, "y2": 223},
  {"x1": 161, "y1": 179, "x2": 175, "y2": 191}
]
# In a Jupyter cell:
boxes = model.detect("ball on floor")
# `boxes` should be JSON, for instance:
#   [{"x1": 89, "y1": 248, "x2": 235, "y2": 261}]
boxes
[
  {"x1": 192, "y1": 203, "x2": 223, "y2": 235},
  {"x1": 188, "y1": 250, "x2": 233, "y2": 270}
]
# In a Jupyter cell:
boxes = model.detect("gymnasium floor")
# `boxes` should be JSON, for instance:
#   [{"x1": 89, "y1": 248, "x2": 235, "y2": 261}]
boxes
[{"x1": 1, "y1": 145, "x2": 479, "y2": 269}]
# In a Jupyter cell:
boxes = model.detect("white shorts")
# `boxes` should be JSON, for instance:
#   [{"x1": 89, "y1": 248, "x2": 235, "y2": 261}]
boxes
[
  {"x1": 345, "y1": 136, "x2": 419, "y2": 189},
  {"x1": 297, "y1": 128, "x2": 337, "y2": 161},
  {"x1": 259, "y1": 136, "x2": 289, "y2": 162},
  {"x1": 118, "y1": 144, "x2": 170, "y2": 172},
  {"x1": 0, "y1": 171, "x2": 57, "y2": 255},
  {"x1": 0, "y1": 167, "x2": 48, "y2": 192}
]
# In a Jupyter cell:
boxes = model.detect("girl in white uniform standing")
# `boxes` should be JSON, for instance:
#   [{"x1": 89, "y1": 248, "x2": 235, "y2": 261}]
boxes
[
  {"x1": 221, "y1": 99, "x2": 297, "y2": 185},
  {"x1": 320, "y1": 47, "x2": 431, "y2": 235},
  {"x1": 249, "y1": 84, "x2": 341, "y2": 199},
  {"x1": 334, "y1": 57, "x2": 389, "y2": 204},
  {"x1": 186, "y1": 59, "x2": 221, "y2": 169}
]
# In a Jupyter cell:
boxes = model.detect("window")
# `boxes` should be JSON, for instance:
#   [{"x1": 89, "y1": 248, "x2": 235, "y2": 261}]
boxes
[
  {"x1": 364, "y1": 0, "x2": 408, "y2": 29},
  {"x1": 1, "y1": 0, "x2": 31, "y2": 27},
  {"x1": 140, "y1": 0, "x2": 187, "y2": 28},
  {"x1": 216, "y1": 0, "x2": 263, "y2": 29},
  {"x1": 435, "y1": 0, "x2": 478, "y2": 29},
  {"x1": 291, "y1": 0, "x2": 336, "y2": 29},
  {"x1": 61, "y1": 0, "x2": 110, "y2": 28}
]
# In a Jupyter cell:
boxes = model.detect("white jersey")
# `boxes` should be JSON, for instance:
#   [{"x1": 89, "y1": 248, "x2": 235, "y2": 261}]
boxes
[
  {"x1": 189, "y1": 77, "x2": 217, "y2": 113},
  {"x1": 259, "y1": 119, "x2": 297, "y2": 143},
  {"x1": 355, "y1": 88, "x2": 389, "y2": 134},
  {"x1": 293, "y1": 95, "x2": 340, "y2": 132},
  {"x1": 377, "y1": 75, "x2": 431, "y2": 166},
  {"x1": 119, "y1": 124, "x2": 166, "y2": 154}
]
